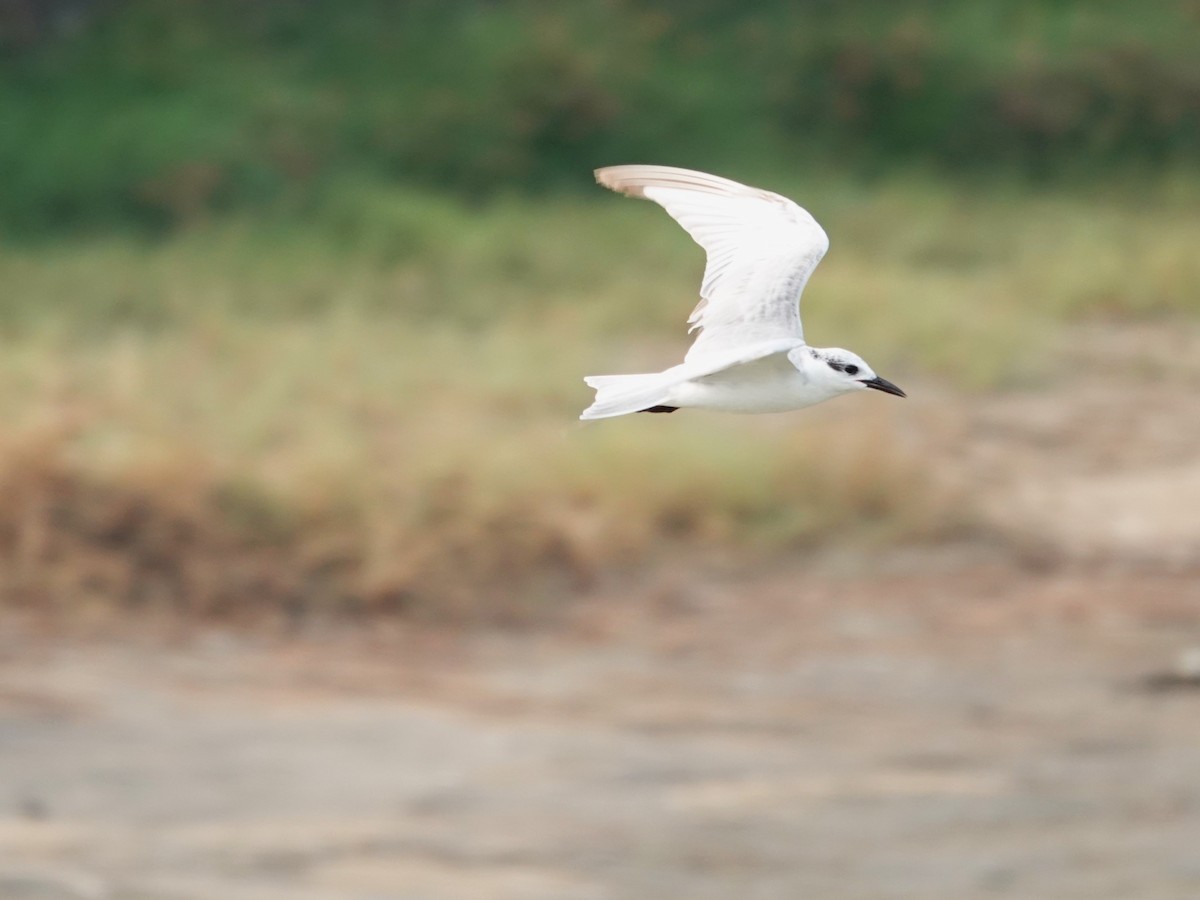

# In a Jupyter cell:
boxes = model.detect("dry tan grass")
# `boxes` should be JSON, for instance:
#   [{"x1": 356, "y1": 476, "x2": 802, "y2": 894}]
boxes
[
  {"x1": 0, "y1": 317, "x2": 950, "y2": 620},
  {"x1": 1, "y1": 176, "x2": 1198, "y2": 617}
]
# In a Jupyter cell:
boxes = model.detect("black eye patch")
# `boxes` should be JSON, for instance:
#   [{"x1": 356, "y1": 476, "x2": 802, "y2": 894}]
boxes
[
  {"x1": 844, "y1": 364, "x2": 859, "y2": 376},
  {"x1": 826, "y1": 360, "x2": 844, "y2": 372}
]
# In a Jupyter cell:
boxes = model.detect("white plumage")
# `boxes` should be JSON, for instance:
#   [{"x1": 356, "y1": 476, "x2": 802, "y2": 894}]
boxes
[{"x1": 580, "y1": 165, "x2": 905, "y2": 420}]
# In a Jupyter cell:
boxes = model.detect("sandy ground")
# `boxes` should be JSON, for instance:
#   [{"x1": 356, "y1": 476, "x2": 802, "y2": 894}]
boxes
[{"x1": 1, "y1": 323, "x2": 1199, "y2": 899}]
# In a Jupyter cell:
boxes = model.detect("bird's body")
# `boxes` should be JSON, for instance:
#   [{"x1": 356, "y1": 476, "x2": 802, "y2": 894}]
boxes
[
  {"x1": 671, "y1": 352, "x2": 822, "y2": 414},
  {"x1": 580, "y1": 165, "x2": 904, "y2": 420}
]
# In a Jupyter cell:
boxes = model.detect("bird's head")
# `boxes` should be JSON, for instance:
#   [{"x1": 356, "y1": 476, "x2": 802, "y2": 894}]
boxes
[{"x1": 812, "y1": 348, "x2": 906, "y2": 398}]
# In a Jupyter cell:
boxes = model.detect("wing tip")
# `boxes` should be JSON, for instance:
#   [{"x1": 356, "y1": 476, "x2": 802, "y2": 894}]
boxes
[
  {"x1": 594, "y1": 164, "x2": 760, "y2": 201},
  {"x1": 594, "y1": 165, "x2": 651, "y2": 199}
]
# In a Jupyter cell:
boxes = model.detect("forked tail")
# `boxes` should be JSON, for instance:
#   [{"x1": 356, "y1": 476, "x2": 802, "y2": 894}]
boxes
[{"x1": 579, "y1": 372, "x2": 677, "y2": 420}]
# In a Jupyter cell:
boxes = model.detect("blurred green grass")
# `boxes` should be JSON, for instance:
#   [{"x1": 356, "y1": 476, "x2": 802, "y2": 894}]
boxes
[
  {"x1": 4, "y1": 1, "x2": 1200, "y2": 234},
  {"x1": 3, "y1": 171, "x2": 1200, "y2": 614}
]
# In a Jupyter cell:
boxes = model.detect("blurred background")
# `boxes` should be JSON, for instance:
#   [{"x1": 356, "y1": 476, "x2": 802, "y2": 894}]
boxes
[{"x1": 1, "y1": 2, "x2": 1199, "y2": 898}]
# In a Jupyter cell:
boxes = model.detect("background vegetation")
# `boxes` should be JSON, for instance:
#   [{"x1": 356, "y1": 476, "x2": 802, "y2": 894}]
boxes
[
  {"x1": 1, "y1": 0, "x2": 1199, "y2": 617},
  {"x1": 4, "y1": 0, "x2": 1200, "y2": 234}
]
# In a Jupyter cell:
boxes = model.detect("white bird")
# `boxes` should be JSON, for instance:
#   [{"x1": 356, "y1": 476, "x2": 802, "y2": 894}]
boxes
[{"x1": 580, "y1": 165, "x2": 905, "y2": 420}]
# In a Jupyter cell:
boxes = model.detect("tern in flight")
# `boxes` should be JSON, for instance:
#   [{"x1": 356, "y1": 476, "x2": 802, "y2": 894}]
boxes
[{"x1": 580, "y1": 165, "x2": 905, "y2": 420}]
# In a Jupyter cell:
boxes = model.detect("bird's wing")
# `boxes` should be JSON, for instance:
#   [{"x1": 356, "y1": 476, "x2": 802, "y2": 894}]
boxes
[{"x1": 595, "y1": 165, "x2": 829, "y2": 365}]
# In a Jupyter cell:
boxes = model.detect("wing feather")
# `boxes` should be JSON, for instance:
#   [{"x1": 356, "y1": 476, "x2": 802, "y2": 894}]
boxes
[{"x1": 595, "y1": 165, "x2": 829, "y2": 367}]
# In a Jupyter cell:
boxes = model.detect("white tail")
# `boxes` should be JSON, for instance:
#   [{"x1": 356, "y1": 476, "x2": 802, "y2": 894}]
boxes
[{"x1": 580, "y1": 372, "x2": 675, "y2": 420}]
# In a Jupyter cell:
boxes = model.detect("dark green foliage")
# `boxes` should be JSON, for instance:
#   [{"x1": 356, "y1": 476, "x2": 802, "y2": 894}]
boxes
[{"x1": 2, "y1": 0, "x2": 1199, "y2": 234}]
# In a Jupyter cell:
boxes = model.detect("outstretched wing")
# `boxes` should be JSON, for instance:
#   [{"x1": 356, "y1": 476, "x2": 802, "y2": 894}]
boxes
[{"x1": 595, "y1": 165, "x2": 828, "y2": 366}]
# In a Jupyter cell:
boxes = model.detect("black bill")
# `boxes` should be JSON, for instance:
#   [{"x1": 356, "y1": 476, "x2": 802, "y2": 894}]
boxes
[{"x1": 860, "y1": 376, "x2": 906, "y2": 398}]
